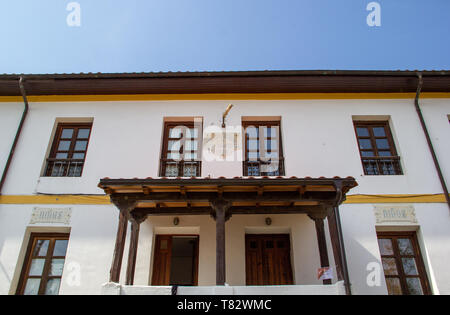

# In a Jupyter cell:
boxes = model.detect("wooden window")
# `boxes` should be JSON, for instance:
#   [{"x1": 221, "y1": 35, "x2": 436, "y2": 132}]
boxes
[
  {"x1": 17, "y1": 233, "x2": 70, "y2": 295},
  {"x1": 242, "y1": 121, "x2": 284, "y2": 176},
  {"x1": 353, "y1": 121, "x2": 402, "y2": 175},
  {"x1": 151, "y1": 235, "x2": 199, "y2": 286},
  {"x1": 245, "y1": 234, "x2": 293, "y2": 285},
  {"x1": 159, "y1": 121, "x2": 202, "y2": 177},
  {"x1": 377, "y1": 232, "x2": 431, "y2": 295},
  {"x1": 45, "y1": 123, "x2": 92, "y2": 177}
]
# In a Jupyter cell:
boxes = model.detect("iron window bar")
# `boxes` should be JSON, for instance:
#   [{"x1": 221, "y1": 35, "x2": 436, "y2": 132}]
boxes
[
  {"x1": 160, "y1": 159, "x2": 202, "y2": 177},
  {"x1": 45, "y1": 158, "x2": 85, "y2": 177},
  {"x1": 361, "y1": 156, "x2": 402, "y2": 175},
  {"x1": 243, "y1": 158, "x2": 285, "y2": 176}
]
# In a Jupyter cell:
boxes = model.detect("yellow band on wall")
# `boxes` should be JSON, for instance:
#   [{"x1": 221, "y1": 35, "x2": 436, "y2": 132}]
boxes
[
  {"x1": 0, "y1": 194, "x2": 448, "y2": 205},
  {"x1": 0, "y1": 92, "x2": 449, "y2": 103},
  {"x1": 344, "y1": 194, "x2": 448, "y2": 204},
  {"x1": 0, "y1": 195, "x2": 111, "y2": 205}
]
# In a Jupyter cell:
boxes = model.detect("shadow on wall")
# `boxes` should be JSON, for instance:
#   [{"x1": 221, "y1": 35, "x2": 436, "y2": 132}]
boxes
[
  {"x1": 343, "y1": 235, "x2": 387, "y2": 295},
  {"x1": 0, "y1": 234, "x2": 12, "y2": 289}
]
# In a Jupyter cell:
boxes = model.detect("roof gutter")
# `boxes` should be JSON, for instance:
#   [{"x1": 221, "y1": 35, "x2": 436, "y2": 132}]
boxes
[
  {"x1": 414, "y1": 74, "x2": 450, "y2": 210},
  {"x1": 0, "y1": 76, "x2": 29, "y2": 195}
]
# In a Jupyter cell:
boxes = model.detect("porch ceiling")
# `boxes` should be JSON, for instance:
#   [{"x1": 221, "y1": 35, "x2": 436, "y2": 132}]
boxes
[{"x1": 98, "y1": 177, "x2": 358, "y2": 216}]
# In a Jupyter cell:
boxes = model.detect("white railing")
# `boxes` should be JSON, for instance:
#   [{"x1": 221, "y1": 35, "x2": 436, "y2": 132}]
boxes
[{"x1": 102, "y1": 281, "x2": 346, "y2": 295}]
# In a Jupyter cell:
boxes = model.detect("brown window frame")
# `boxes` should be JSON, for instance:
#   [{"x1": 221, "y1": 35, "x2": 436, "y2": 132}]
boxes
[
  {"x1": 377, "y1": 231, "x2": 431, "y2": 295},
  {"x1": 16, "y1": 233, "x2": 70, "y2": 295},
  {"x1": 242, "y1": 120, "x2": 285, "y2": 176},
  {"x1": 159, "y1": 121, "x2": 202, "y2": 177},
  {"x1": 45, "y1": 122, "x2": 92, "y2": 177},
  {"x1": 151, "y1": 234, "x2": 199, "y2": 286},
  {"x1": 353, "y1": 121, "x2": 402, "y2": 175}
]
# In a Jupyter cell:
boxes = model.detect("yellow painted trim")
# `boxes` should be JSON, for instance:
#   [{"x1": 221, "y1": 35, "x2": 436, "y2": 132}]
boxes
[
  {"x1": 0, "y1": 92, "x2": 449, "y2": 103},
  {"x1": 344, "y1": 194, "x2": 448, "y2": 204},
  {"x1": 0, "y1": 194, "x2": 448, "y2": 205},
  {"x1": 0, "y1": 195, "x2": 110, "y2": 205}
]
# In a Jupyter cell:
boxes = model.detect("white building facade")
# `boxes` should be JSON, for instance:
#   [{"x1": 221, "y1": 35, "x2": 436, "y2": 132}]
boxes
[{"x1": 0, "y1": 71, "x2": 449, "y2": 295}]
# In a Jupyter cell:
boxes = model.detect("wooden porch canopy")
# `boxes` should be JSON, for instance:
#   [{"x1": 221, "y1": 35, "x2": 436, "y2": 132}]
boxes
[
  {"x1": 98, "y1": 176, "x2": 357, "y2": 217},
  {"x1": 98, "y1": 176, "x2": 357, "y2": 292}
]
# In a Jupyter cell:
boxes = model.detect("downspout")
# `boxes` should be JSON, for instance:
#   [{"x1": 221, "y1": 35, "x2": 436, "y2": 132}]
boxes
[
  {"x1": 0, "y1": 76, "x2": 29, "y2": 195},
  {"x1": 334, "y1": 181, "x2": 352, "y2": 295},
  {"x1": 414, "y1": 74, "x2": 450, "y2": 210}
]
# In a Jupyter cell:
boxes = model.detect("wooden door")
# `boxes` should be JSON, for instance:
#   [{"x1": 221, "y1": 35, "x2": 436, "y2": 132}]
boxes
[
  {"x1": 151, "y1": 235, "x2": 172, "y2": 285},
  {"x1": 245, "y1": 234, "x2": 293, "y2": 285},
  {"x1": 151, "y1": 235, "x2": 199, "y2": 286}
]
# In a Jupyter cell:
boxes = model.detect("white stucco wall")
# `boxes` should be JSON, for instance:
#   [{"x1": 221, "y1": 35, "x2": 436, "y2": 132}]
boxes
[
  {"x1": 0, "y1": 96, "x2": 449, "y2": 295},
  {"x1": 0, "y1": 102, "x2": 23, "y2": 182},
  {"x1": 0, "y1": 98, "x2": 448, "y2": 195},
  {"x1": 339, "y1": 202, "x2": 450, "y2": 295},
  {"x1": 0, "y1": 204, "x2": 119, "y2": 295}
]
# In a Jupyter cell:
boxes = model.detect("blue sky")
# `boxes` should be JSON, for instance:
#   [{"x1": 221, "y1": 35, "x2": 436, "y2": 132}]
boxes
[{"x1": 0, "y1": 0, "x2": 449, "y2": 74}]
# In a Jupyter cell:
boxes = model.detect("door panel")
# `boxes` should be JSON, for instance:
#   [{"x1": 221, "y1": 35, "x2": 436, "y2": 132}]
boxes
[
  {"x1": 245, "y1": 237, "x2": 263, "y2": 285},
  {"x1": 151, "y1": 235, "x2": 199, "y2": 286},
  {"x1": 151, "y1": 235, "x2": 172, "y2": 285},
  {"x1": 246, "y1": 234, "x2": 293, "y2": 285}
]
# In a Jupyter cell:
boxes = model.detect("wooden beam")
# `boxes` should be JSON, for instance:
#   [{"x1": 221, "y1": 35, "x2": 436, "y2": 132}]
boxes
[
  {"x1": 298, "y1": 185, "x2": 305, "y2": 196},
  {"x1": 109, "y1": 195, "x2": 137, "y2": 283},
  {"x1": 125, "y1": 211, "x2": 148, "y2": 285},
  {"x1": 309, "y1": 214, "x2": 331, "y2": 285},
  {"x1": 110, "y1": 210, "x2": 128, "y2": 283},
  {"x1": 99, "y1": 177, "x2": 356, "y2": 189},
  {"x1": 327, "y1": 209, "x2": 343, "y2": 281},
  {"x1": 124, "y1": 191, "x2": 336, "y2": 204},
  {"x1": 257, "y1": 185, "x2": 264, "y2": 196},
  {"x1": 210, "y1": 199, "x2": 231, "y2": 285},
  {"x1": 125, "y1": 220, "x2": 140, "y2": 285},
  {"x1": 134, "y1": 205, "x2": 325, "y2": 216}
]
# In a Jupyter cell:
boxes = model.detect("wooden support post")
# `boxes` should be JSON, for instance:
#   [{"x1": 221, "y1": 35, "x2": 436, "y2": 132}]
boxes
[
  {"x1": 125, "y1": 221, "x2": 139, "y2": 285},
  {"x1": 327, "y1": 208, "x2": 343, "y2": 281},
  {"x1": 110, "y1": 209, "x2": 128, "y2": 283},
  {"x1": 216, "y1": 207, "x2": 226, "y2": 286},
  {"x1": 308, "y1": 212, "x2": 331, "y2": 285},
  {"x1": 125, "y1": 212, "x2": 147, "y2": 285},
  {"x1": 109, "y1": 196, "x2": 136, "y2": 283},
  {"x1": 210, "y1": 199, "x2": 231, "y2": 286}
]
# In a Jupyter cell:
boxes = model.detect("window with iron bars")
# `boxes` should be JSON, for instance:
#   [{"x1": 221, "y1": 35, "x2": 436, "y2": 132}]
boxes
[
  {"x1": 44, "y1": 123, "x2": 92, "y2": 177},
  {"x1": 159, "y1": 121, "x2": 202, "y2": 177},
  {"x1": 353, "y1": 121, "x2": 402, "y2": 175},
  {"x1": 242, "y1": 121, "x2": 285, "y2": 176}
]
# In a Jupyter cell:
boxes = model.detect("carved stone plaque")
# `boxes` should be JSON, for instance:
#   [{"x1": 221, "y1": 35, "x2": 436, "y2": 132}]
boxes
[
  {"x1": 30, "y1": 207, "x2": 72, "y2": 225},
  {"x1": 374, "y1": 205, "x2": 417, "y2": 224}
]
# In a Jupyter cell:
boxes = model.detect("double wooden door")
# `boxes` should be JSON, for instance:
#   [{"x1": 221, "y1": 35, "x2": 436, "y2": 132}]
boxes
[{"x1": 245, "y1": 234, "x2": 293, "y2": 285}]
